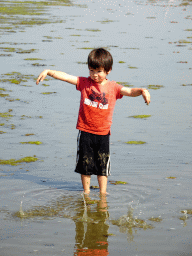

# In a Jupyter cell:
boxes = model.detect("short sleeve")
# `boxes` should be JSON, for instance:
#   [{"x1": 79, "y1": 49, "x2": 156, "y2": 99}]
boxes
[
  {"x1": 115, "y1": 82, "x2": 123, "y2": 99},
  {"x1": 76, "y1": 77, "x2": 88, "y2": 91}
]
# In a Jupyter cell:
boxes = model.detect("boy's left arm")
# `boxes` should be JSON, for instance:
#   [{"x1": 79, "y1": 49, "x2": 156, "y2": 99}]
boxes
[{"x1": 120, "y1": 87, "x2": 150, "y2": 105}]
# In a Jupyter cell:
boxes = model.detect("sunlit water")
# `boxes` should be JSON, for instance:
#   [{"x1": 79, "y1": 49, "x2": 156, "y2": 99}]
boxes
[{"x1": 0, "y1": 0, "x2": 192, "y2": 255}]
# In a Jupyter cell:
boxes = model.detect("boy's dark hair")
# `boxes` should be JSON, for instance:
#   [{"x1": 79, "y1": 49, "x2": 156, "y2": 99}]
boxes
[{"x1": 88, "y1": 48, "x2": 113, "y2": 73}]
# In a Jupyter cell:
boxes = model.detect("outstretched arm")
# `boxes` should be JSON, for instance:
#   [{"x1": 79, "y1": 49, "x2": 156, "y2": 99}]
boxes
[
  {"x1": 120, "y1": 87, "x2": 150, "y2": 105},
  {"x1": 36, "y1": 69, "x2": 78, "y2": 85}
]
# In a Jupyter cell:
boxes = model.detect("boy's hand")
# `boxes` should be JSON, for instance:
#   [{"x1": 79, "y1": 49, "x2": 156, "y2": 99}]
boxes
[
  {"x1": 142, "y1": 89, "x2": 150, "y2": 105},
  {"x1": 36, "y1": 70, "x2": 49, "y2": 85}
]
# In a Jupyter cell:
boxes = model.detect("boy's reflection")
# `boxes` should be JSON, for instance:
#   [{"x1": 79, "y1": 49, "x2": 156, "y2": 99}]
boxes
[{"x1": 74, "y1": 194, "x2": 109, "y2": 256}]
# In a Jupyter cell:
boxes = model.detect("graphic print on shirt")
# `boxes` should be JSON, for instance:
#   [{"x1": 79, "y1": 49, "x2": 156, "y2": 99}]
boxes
[{"x1": 84, "y1": 89, "x2": 109, "y2": 110}]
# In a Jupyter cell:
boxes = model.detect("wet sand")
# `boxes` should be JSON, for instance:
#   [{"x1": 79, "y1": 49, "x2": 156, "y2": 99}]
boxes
[{"x1": 0, "y1": 0, "x2": 192, "y2": 255}]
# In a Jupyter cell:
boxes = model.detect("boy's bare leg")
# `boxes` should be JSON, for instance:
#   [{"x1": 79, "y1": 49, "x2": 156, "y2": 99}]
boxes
[
  {"x1": 98, "y1": 193, "x2": 108, "y2": 212},
  {"x1": 81, "y1": 174, "x2": 91, "y2": 194},
  {"x1": 97, "y1": 175, "x2": 108, "y2": 194}
]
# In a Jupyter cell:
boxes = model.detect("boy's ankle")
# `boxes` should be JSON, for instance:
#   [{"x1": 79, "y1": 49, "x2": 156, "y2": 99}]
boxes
[{"x1": 84, "y1": 189, "x2": 90, "y2": 194}]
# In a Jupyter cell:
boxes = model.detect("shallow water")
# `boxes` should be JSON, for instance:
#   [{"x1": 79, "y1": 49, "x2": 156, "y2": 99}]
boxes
[{"x1": 0, "y1": 0, "x2": 192, "y2": 255}]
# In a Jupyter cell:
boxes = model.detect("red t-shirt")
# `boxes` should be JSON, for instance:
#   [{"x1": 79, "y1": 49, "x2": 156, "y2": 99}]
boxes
[{"x1": 76, "y1": 77, "x2": 123, "y2": 135}]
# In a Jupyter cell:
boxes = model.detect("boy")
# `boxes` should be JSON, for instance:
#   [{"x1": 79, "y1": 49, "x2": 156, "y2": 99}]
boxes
[{"x1": 36, "y1": 48, "x2": 150, "y2": 195}]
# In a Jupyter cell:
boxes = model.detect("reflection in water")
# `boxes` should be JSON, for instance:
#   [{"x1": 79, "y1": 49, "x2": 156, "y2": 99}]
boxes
[
  {"x1": 12, "y1": 192, "x2": 158, "y2": 253},
  {"x1": 74, "y1": 193, "x2": 109, "y2": 256},
  {"x1": 13, "y1": 192, "x2": 110, "y2": 255}
]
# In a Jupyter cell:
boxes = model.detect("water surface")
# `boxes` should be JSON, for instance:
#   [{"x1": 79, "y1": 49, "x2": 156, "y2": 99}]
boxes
[{"x1": 0, "y1": 0, "x2": 192, "y2": 255}]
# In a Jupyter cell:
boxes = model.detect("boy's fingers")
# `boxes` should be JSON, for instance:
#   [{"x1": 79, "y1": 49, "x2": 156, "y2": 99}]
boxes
[{"x1": 36, "y1": 76, "x2": 43, "y2": 84}]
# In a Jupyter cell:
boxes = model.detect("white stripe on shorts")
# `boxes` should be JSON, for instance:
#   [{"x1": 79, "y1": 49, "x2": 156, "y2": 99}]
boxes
[
  {"x1": 76, "y1": 130, "x2": 81, "y2": 166},
  {"x1": 106, "y1": 155, "x2": 110, "y2": 176}
]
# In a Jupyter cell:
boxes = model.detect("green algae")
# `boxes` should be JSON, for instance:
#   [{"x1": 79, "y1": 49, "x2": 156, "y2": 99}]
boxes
[
  {"x1": 41, "y1": 92, "x2": 56, "y2": 95},
  {"x1": 16, "y1": 49, "x2": 37, "y2": 54},
  {"x1": 147, "y1": 84, "x2": 164, "y2": 90},
  {"x1": 21, "y1": 115, "x2": 32, "y2": 118},
  {"x1": 180, "y1": 1, "x2": 191, "y2": 5},
  {"x1": 90, "y1": 185, "x2": 99, "y2": 189},
  {"x1": 130, "y1": 115, "x2": 151, "y2": 119},
  {"x1": 32, "y1": 63, "x2": 46, "y2": 66},
  {"x1": 0, "y1": 156, "x2": 38, "y2": 166},
  {"x1": 20, "y1": 141, "x2": 42, "y2": 145},
  {"x1": 0, "y1": 0, "x2": 78, "y2": 36},
  {"x1": 0, "y1": 123, "x2": 5, "y2": 126},
  {"x1": 178, "y1": 39, "x2": 192, "y2": 44},
  {"x1": 119, "y1": 61, "x2": 126, "y2": 63},
  {"x1": 1, "y1": 72, "x2": 35, "y2": 86},
  {"x1": 128, "y1": 65, "x2": 138, "y2": 69},
  {"x1": 77, "y1": 62, "x2": 88, "y2": 65},
  {"x1": 85, "y1": 29, "x2": 101, "y2": 32},
  {"x1": 0, "y1": 47, "x2": 16, "y2": 52},
  {"x1": 24, "y1": 58, "x2": 43, "y2": 61},
  {"x1": 0, "y1": 131, "x2": 6, "y2": 134},
  {"x1": 117, "y1": 82, "x2": 133, "y2": 87},
  {"x1": 25, "y1": 133, "x2": 35, "y2": 136},
  {"x1": 166, "y1": 176, "x2": 176, "y2": 179},
  {"x1": 10, "y1": 124, "x2": 15, "y2": 130},
  {"x1": 109, "y1": 180, "x2": 128, "y2": 185},
  {"x1": 125, "y1": 141, "x2": 146, "y2": 144},
  {"x1": 0, "y1": 88, "x2": 7, "y2": 91},
  {"x1": 98, "y1": 19, "x2": 116, "y2": 24},
  {"x1": 6, "y1": 98, "x2": 21, "y2": 102},
  {"x1": 0, "y1": 111, "x2": 13, "y2": 119},
  {"x1": 148, "y1": 217, "x2": 162, "y2": 222},
  {"x1": 13, "y1": 205, "x2": 60, "y2": 219},
  {"x1": 182, "y1": 84, "x2": 192, "y2": 86},
  {"x1": 42, "y1": 84, "x2": 50, "y2": 87},
  {"x1": 0, "y1": 93, "x2": 9, "y2": 97},
  {"x1": 0, "y1": 53, "x2": 12, "y2": 57}
]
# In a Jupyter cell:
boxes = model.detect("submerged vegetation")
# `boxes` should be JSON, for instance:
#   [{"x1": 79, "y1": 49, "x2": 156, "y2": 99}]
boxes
[
  {"x1": 125, "y1": 141, "x2": 146, "y2": 144},
  {"x1": 128, "y1": 65, "x2": 138, "y2": 69},
  {"x1": 147, "y1": 85, "x2": 164, "y2": 90},
  {"x1": 129, "y1": 115, "x2": 151, "y2": 119},
  {"x1": 0, "y1": 0, "x2": 81, "y2": 36},
  {"x1": 109, "y1": 180, "x2": 128, "y2": 185},
  {"x1": 166, "y1": 176, "x2": 176, "y2": 179},
  {"x1": 117, "y1": 82, "x2": 133, "y2": 87},
  {"x1": 148, "y1": 217, "x2": 162, "y2": 222},
  {"x1": 41, "y1": 92, "x2": 56, "y2": 95},
  {"x1": 11, "y1": 194, "x2": 158, "y2": 242},
  {"x1": 0, "y1": 156, "x2": 38, "y2": 166},
  {"x1": 0, "y1": 72, "x2": 35, "y2": 86},
  {"x1": 20, "y1": 141, "x2": 42, "y2": 145},
  {"x1": 111, "y1": 208, "x2": 154, "y2": 241},
  {"x1": 0, "y1": 111, "x2": 13, "y2": 119}
]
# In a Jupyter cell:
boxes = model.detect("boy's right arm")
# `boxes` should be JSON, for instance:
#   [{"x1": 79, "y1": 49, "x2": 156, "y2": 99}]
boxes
[{"x1": 36, "y1": 69, "x2": 78, "y2": 85}]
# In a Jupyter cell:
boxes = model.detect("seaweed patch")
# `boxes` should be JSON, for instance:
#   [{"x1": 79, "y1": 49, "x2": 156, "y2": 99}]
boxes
[
  {"x1": 129, "y1": 115, "x2": 151, "y2": 119},
  {"x1": 0, "y1": 156, "x2": 38, "y2": 166},
  {"x1": 125, "y1": 141, "x2": 146, "y2": 144},
  {"x1": 20, "y1": 141, "x2": 42, "y2": 145}
]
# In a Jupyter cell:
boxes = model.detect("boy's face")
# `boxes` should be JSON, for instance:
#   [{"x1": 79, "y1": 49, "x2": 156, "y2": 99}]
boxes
[{"x1": 89, "y1": 67, "x2": 110, "y2": 84}]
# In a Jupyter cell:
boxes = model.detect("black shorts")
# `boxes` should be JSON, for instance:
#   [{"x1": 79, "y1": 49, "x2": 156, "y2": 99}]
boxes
[{"x1": 75, "y1": 131, "x2": 110, "y2": 176}]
